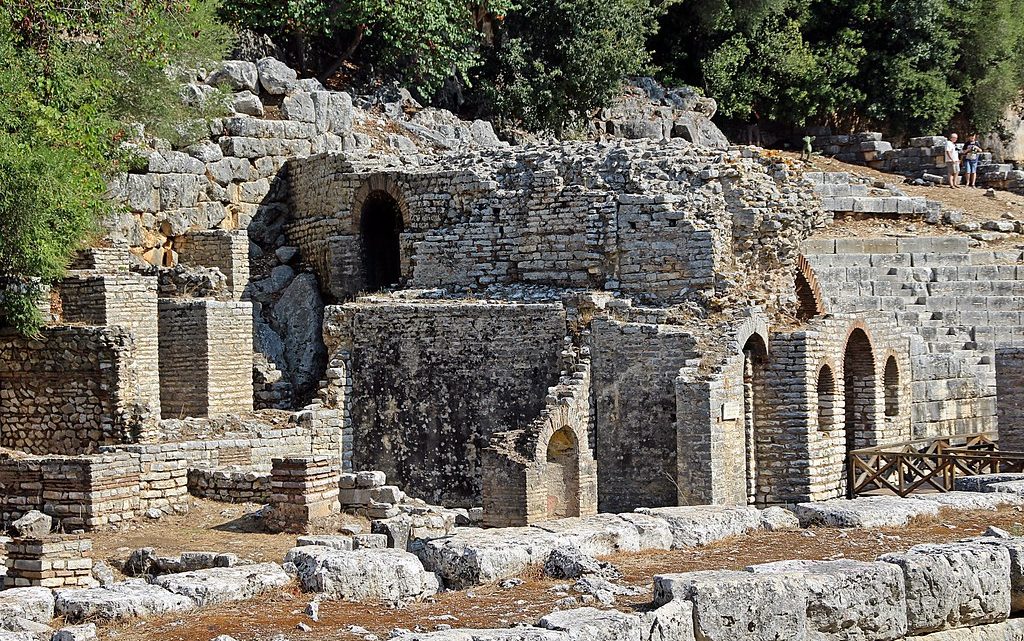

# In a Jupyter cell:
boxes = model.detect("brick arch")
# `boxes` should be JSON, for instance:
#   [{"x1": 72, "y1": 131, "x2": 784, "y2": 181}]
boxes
[
  {"x1": 350, "y1": 174, "x2": 412, "y2": 232},
  {"x1": 796, "y1": 255, "x2": 826, "y2": 320},
  {"x1": 842, "y1": 325, "x2": 877, "y2": 453},
  {"x1": 815, "y1": 360, "x2": 839, "y2": 433}
]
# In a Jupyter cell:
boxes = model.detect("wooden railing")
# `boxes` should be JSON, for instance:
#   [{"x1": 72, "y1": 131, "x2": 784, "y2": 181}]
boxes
[{"x1": 848, "y1": 432, "x2": 1024, "y2": 497}]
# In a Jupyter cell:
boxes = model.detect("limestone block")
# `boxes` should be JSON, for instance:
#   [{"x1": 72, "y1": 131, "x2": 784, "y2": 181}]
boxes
[
  {"x1": 152, "y1": 562, "x2": 290, "y2": 607},
  {"x1": 909, "y1": 492, "x2": 1024, "y2": 511},
  {"x1": 11, "y1": 511, "x2": 51, "y2": 538},
  {"x1": 295, "y1": 535, "x2": 353, "y2": 551},
  {"x1": 968, "y1": 536, "x2": 1024, "y2": 612},
  {"x1": 54, "y1": 580, "x2": 196, "y2": 623},
  {"x1": 653, "y1": 570, "x2": 808, "y2": 641},
  {"x1": 392, "y1": 630, "x2": 569, "y2": 641},
  {"x1": 231, "y1": 91, "x2": 264, "y2": 117},
  {"x1": 256, "y1": 57, "x2": 297, "y2": 95},
  {"x1": 759, "y1": 506, "x2": 800, "y2": 532},
  {"x1": 283, "y1": 92, "x2": 316, "y2": 123},
  {"x1": 878, "y1": 541, "x2": 1011, "y2": 633},
  {"x1": 51, "y1": 623, "x2": 97, "y2": 641},
  {"x1": 640, "y1": 599, "x2": 696, "y2": 641},
  {"x1": 284, "y1": 546, "x2": 437, "y2": 602},
  {"x1": 636, "y1": 505, "x2": 762, "y2": 548},
  {"x1": 792, "y1": 496, "x2": 940, "y2": 528},
  {"x1": 748, "y1": 559, "x2": 907, "y2": 641},
  {"x1": 538, "y1": 607, "x2": 644, "y2": 641},
  {"x1": 0, "y1": 587, "x2": 54, "y2": 626},
  {"x1": 206, "y1": 61, "x2": 258, "y2": 92},
  {"x1": 311, "y1": 91, "x2": 354, "y2": 135}
]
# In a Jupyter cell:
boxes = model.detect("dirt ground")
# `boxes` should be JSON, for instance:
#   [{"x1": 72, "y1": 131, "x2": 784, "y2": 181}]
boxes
[
  {"x1": 88, "y1": 499, "x2": 368, "y2": 573},
  {"x1": 100, "y1": 505, "x2": 1024, "y2": 641},
  {"x1": 771, "y1": 151, "x2": 1024, "y2": 248}
]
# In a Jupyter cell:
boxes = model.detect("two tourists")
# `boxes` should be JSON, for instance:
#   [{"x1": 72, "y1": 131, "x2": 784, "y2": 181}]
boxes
[{"x1": 946, "y1": 132, "x2": 983, "y2": 188}]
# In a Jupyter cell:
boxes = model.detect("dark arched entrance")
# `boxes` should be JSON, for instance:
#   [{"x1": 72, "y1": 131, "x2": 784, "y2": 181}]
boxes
[
  {"x1": 359, "y1": 191, "x2": 404, "y2": 291},
  {"x1": 843, "y1": 328, "x2": 876, "y2": 493},
  {"x1": 742, "y1": 334, "x2": 768, "y2": 505}
]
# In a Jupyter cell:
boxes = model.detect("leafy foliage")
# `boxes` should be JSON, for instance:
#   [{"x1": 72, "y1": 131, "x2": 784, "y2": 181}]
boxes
[
  {"x1": 477, "y1": 0, "x2": 672, "y2": 135},
  {"x1": 0, "y1": 0, "x2": 230, "y2": 333},
  {"x1": 653, "y1": 0, "x2": 1024, "y2": 135},
  {"x1": 221, "y1": 0, "x2": 512, "y2": 99}
]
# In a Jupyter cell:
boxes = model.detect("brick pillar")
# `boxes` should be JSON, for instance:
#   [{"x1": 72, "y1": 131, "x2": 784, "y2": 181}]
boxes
[
  {"x1": 5, "y1": 536, "x2": 97, "y2": 589},
  {"x1": 266, "y1": 456, "x2": 341, "y2": 533}
]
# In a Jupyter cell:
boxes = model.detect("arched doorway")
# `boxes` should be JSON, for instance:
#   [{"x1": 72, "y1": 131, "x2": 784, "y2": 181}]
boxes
[
  {"x1": 817, "y1": 364, "x2": 837, "y2": 432},
  {"x1": 884, "y1": 356, "x2": 900, "y2": 418},
  {"x1": 359, "y1": 191, "x2": 404, "y2": 291},
  {"x1": 742, "y1": 334, "x2": 768, "y2": 505},
  {"x1": 544, "y1": 427, "x2": 580, "y2": 519},
  {"x1": 843, "y1": 328, "x2": 876, "y2": 492}
]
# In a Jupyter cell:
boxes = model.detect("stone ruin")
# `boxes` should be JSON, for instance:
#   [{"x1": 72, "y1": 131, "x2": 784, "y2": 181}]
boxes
[{"x1": 0, "y1": 54, "x2": 1023, "y2": 544}]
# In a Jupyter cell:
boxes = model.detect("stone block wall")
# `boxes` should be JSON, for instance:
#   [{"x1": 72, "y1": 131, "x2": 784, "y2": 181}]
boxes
[
  {"x1": 0, "y1": 326, "x2": 146, "y2": 454},
  {"x1": 157, "y1": 299, "x2": 254, "y2": 418},
  {"x1": 482, "y1": 357, "x2": 598, "y2": 527},
  {"x1": 324, "y1": 299, "x2": 567, "y2": 507},
  {"x1": 58, "y1": 271, "x2": 162, "y2": 430},
  {"x1": 187, "y1": 467, "x2": 271, "y2": 503},
  {"x1": 5, "y1": 537, "x2": 96, "y2": 589},
  {"x1": 176, "y1": 230, "x2": 251, "y2": 300},
  {"x1": 265, "y1": 456, "x2": 341, "y2": 532},
  {"x1": 590, "y1": 316, "x2": 700, "y2": 512},
  {"x1": 996, "y1": 349, "x2": 1024, "y2": 451}
]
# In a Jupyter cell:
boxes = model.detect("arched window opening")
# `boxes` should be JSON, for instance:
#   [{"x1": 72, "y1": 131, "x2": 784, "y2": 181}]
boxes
[
  {"x1": 544, "y1": 427, "x2": 580, "y2": 519},
  {"x1": 359, "y1": 191, "x2": 404, "y2": 291},
  {"x1": 796, "y1": 269, "x2": 820, "y2": 321},
  {"x1": 843, "y1": 328, "x2": 877, "y2": 454},
  {"x1": 884, "y1": 356, "x2": 900, "y2": 418},
  {"x1": 817, "y1": 364, "x2": 837, "y2": 432}
]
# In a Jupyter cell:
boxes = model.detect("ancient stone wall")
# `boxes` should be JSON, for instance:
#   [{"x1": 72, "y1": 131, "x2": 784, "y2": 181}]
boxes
[
  {"x1": 0, "y1": 326, "x2": 146, "y2": 454},
  {"x1": 265, "y1": 456, "x2": 341, "y2": 532},
  {"x1": 323, "y1": 298, "x2": 567, "y2": 506},
  {"x1": 176, "y1": 230, "x2": 251, "y2": 300},
  {"x1": 996, "y1": 349, "x2": 1024, "y2": 451},
  {"x1": 590, "y1": 315, "x2": 700, "y2": 512},
  {"x1": 187, "y1": 467, "x2": 271, "y2": 503},
  {"x1": 157, "y1": 299, "x2": 254, "y2": 418}
]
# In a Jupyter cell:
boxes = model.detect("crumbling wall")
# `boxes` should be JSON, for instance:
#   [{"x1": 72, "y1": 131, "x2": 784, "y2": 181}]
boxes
[
  {"x1": 997, "y1": 348, "x2": 1024, "y2": 451},
  {"x1": 175, "y1": 230, "x2": 251, "y2": 300},
  {"x1": 324, "y1": 299, "x2": 566, "y2": 506},
  {"x1": 590, "y1": 315, "x2": 700, "y2": 512},
  {"x1": 0, "y1": 326, "x2": 146, "y2": 454}
]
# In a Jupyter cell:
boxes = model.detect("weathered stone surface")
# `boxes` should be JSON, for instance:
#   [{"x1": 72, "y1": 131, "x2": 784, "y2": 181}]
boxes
[
  {"x1": 51, "y1": 623, "x2": 97, "y2": 641},
  {"x1": 954, "y1": 475, "x2": 1024, "y2": 493},
  {"x1": 271, "y1": 273, "x2": 325, "y2": 400},
  {"x1": 256, "y1": 57, "x2": 297, "y2": 95},
  {"x1": 909, "y1": 492, "x2": 1024, "y2": 510},
  {"x1": 636, "y1": 506, "x2": 762, "y2": 548},
  {"x1": 538, "y1": 607, "x2": 644, "y2": 641},
  {"x1": 123, "y1": 548, "x2": 157, "y2": 577},
  {"x1": 152, "y1": 563, "x2": 291, "y2": 607},
  {"x1": 653, "y1": 570, "x2": 808, "y2": 641},
  {"x1": 54, "y1": 580, "x2": 196, "y2": 622},
  {"x1": 967, "y1": 536, "x2": 1024, "y2": 613},
  {"x1": 749, "y1": 559, "x2": 907, "y2": 640},
  {"x1": 10, "y1": 511, "x2": 51, "y2": 538},
  {"x1": 641, "y1": 599, "x2": 696, "y2": 641},
  {"x1": 283, "y1": 92, "x2": 316, "y2": 123},
  {"x1": 295, "y1": 535, "x2": 353, "y2": 551},
  {"x1": 543, "y1": 547, "x2": 620, "y2": 580},
  {"x1": 878, "y1": 541, "x2": 1011, "y2": 633},
  {"x1": 285, "y1": 546, "x2": 437, "y2": 602},
  {"x1": 792, "y1": 496, "x2": 940, "y2": 528},
  {"x1": 0, "y1": 588, "x2": 54, "y2": 626},
  {"x1": 759, "y1": 506, "x2": 801, "y2": 532},
  {"x1": 393, "y1": 630, "x2": 569, "y2": 641},
  {"x1": 206, "y1": 61, "x2": 259, "y2": 92},
  {"x1": 231, "y1": 91, "x2": 264, "y2": 117}
]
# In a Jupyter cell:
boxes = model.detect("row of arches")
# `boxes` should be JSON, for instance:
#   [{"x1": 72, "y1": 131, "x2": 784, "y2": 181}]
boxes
[{"x1": 741, "y1": 326, "x2": 904, "y2": 502}]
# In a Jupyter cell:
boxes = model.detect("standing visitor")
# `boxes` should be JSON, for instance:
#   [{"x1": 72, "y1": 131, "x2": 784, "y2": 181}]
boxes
[
  {"x1": 962, "y1": 134, "x2": 983, "y2": 188},
  {"x1": 746, "y1": 109, "x2": 762, "y2": 147},
  {"x1": 945, "y1": 133, "x2": 960, "y2": 188}
]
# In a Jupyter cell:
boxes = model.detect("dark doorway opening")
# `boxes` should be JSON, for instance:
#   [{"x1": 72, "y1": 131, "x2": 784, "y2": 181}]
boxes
[{"x1": 359, "y1": 191, "x2": 404, "y2": 291}]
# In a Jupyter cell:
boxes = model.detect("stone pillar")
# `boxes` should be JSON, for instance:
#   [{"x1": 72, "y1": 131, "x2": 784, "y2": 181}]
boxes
[
  {"x1": 158, "y1": 299, "x2": 254, "y2": 418},
  {"x1": 5, "y1": 536, "x2": 97, "y2": 589},
  {"x1": 176, "y1": 230, "x2": 251, "y2": 300},
  {"x1": 266, "y1": 456, "x2": 341, "y2": 533}
]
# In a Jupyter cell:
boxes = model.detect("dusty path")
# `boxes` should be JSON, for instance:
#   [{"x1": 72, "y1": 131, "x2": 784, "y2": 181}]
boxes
[{"x1": 101, "y1": 505, "x2": 1024, "y2": 641}]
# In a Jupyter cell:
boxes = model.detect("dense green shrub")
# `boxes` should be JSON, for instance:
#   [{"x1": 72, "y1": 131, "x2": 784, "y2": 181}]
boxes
[{"x1": 0, "y1": 0, "x2": 230, "y2": 334}]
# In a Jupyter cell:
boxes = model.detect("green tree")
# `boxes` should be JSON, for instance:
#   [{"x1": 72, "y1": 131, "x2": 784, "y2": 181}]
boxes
[
  {"x1": 479, "y1": 0, "x2": 672, "y2": 135},
  {"x1": 221, "y1": 0, "x2": 510, "y2": 99},
  {"x1": 0, "y1": 0, "x2": 231, "y2": 334}
]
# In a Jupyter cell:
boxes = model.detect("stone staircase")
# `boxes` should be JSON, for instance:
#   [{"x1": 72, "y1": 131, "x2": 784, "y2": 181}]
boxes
[
  {"x1": 804, "y1": 237, "x2": 1024, "y2": 436},
  {"x1": 803, "y1": 171, "x2": 941, "y2": 217}
]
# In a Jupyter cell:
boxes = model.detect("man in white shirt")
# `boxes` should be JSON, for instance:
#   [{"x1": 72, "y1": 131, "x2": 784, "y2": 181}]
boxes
[{"x1": 945, "y1": 133, "x2": 960, "y2": 188}]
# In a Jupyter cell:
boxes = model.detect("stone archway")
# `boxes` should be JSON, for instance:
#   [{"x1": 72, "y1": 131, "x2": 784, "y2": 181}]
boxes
[
  {"x1": 817, "y1": 363, "x2": 838, "y2": 433},
  {"x1": 884, "y1": 355, "x2": 900, "y2": 418},
  {"x1": 843, "y1": 328, "x2": 877, "y2": 491},
  {"x1": 544, "y1": 426, "x2": 580, "y2": 519},
  {"x1": 742, "y1": 333, "x2": 768, "y2": 505},
  {"x1": 358, "y1": 191, "x2": 404, "y2": 291}
]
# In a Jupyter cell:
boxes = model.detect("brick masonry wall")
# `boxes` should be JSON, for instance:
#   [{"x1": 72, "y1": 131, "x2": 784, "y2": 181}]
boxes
[
  {"x1": 158, "y1": 299, "x2": 254, "y2": 418},
  {"x1": 323, "y1": 299, "x2": 567, "y2": 507},
  {"x1": 0, "y1": 326, "x2": 144, "y2": 454},
  {"x1": 176, "y1": 230, "x2": 251, "y2": 300}
]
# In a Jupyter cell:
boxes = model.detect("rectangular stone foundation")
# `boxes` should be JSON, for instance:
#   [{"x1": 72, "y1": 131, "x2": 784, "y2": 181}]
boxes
[
  {"x1": 266, "y1": 456, "x2": 340, "y2": 533},
  {"x1": 5, "y1": 536, "x2": 97, "y2": 589}
]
